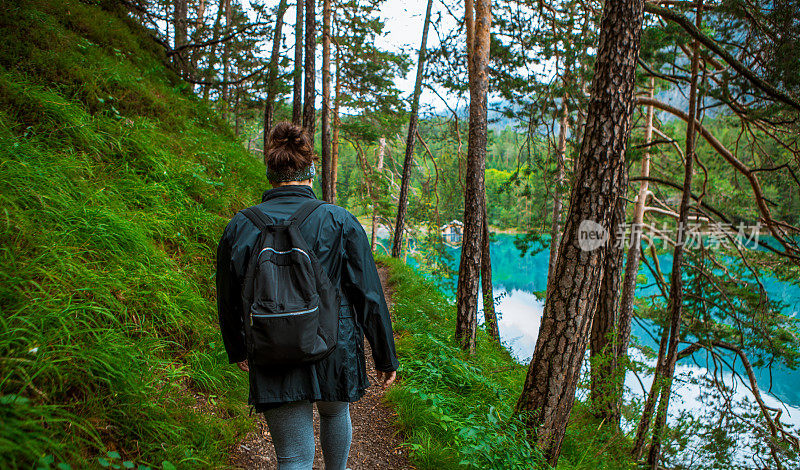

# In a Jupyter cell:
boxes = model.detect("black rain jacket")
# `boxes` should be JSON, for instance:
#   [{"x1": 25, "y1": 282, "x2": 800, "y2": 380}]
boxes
[{"x1": 216, "y1": 185, "x2": 398, "y2": 409}]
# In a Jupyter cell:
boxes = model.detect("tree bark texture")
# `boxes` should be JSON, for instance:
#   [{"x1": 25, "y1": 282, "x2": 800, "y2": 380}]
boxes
[
  {"x1": 481, "y1": 202, "x2": 500, "y2": 341},
  {"x1": 646, "y1": 5, "x2": 703, "y2": 467},
  {"x1": 455, "y1": 0, "x2": 491, "y2": 354},
  {"x1": 589, "y1": 198, "x2": 626, "y2": 425},
  {"x1": 514, "y1": 0, "x2": 645, "y2": 463},
  {"x1": 391, "y1": 0, "x2": 433, "y2": 258},
  {"x1": 173, "y1": 0, "x2": 188, "y2": 74},
  {"x1": 320, "y1": 0, "x2": 332, "y2": 201},
  {"x1": 264, "y1": 0, "x2": 289, "y2": 159},
  {"x1": 292, "y1": 0, "x2": 303, "y2": 124},
  {"x1": 302, "y1": 0, "x2": 316, "y2": 136}
]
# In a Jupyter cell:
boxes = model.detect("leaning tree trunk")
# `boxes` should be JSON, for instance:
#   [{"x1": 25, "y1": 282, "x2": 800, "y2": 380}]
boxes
[
  {"x1": 613, "y1": 77, "x2": 655, "y2": 427},
  {"x1": 263, "y1": 0, "x2": 289, "y2": 158},
  {"x1": 646, "y1": 5, "x2": 703, "y2": 467},
  {"x1": 547, "y1": 95, "x2": 569, "y2": 279},
  {"x1": 371, "y1": 137, "x2": 386, "y2": 250},
  {"x1": 454, "y1": 0, "x2": 491, "y2": 354},
  {"x1": 302, "y1": 0, "x2": 316, "y2": 136},
  {"x1": 320, "y1": 0, "x2": 332, "y2": 201},
  {"x1": 589, "y1": 198, "x2": 626, "y2": 426},
  {"x1": 292, "y1": 0, "x2": 303, "y2": 124},
  {"x1": 514, "y1": 0, "x2": 645, "y2": 464},
  {"x1": 391, "y1": 0, "x2": 433, "y2": 258},
  {"x1": 481, "y1": 202, "x2": 500, "y2": 341}
]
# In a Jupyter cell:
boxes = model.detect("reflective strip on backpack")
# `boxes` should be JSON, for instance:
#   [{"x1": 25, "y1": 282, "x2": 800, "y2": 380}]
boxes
[{"x1": 258, "y1": 247, "x2": 312, "y2": 262}]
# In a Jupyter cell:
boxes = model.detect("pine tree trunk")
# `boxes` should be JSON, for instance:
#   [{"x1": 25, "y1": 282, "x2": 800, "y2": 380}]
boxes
[
  {"x1": 302, "y1": 0, "x2": 316, "y2": 136},
  {"x1": 589, "y1": 198, "x2": 626, "y2": 425},
  {"x1": 547, "y1": 96, "x2": 569, "y2": 279},
  {"x1": 481, "y1": 202, "x2": 499, "y2": 341},
  {"x1": 172, "y1": 0, "x2": 188, "y2": 74},
  {"x1": 221, "y1": 0, "x2": 232, "y2": 122},
  {"x1": 391, "y1": 0, "x2": 433, "y2": 258},
  {"x1": 371, "y1": 137, "x2": 386, "y2": 251},
  {"x1": 292, "y1": 0, "x2": 303, "y2": 124},
  {"x1": 515, "y1": 0, "x2": 645, "y2": 463},
  {"x1": 203, "y1": 0, "x2": 225, "y2": 101},
  {"x1": 264, "y1": 0, "x2": 289, "y2": 159},
  {"x1": 455, "y1": 0, "x2": 491, "y2": 354},
  {"x1": 330, "y1": 46, "x2": 342, "y2": 204},
  {"x1": 615, "y1": 77, "x2": 655, "y2": 430},
  {"x1": 646, "y1": 5, "x2": 703, "y2": 467},
  {"x1": 189, "y1": 0, "x2": 206, "y2": 79},
  {"x1": 320, "y1": 0, "x2": 332, "y2": 201}
]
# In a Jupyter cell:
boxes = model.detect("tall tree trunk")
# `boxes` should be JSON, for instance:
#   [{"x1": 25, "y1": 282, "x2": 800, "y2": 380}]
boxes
[
  {"x1": 391, "y1": 0, "x2": 433, "y2": 258},
  {"x1": 514, "y1": 0, "x2": 645, "y2": 463},
  {"x1": 173, "y1": 0, "x2": 188, "y2": 74},
  {"x1": 646, "y1": 5, "x2": 703, "y2": 467},
  {"x1": 221, "y1": 0, "x2": 232, "y2": 122},
  {"x1": 292, "y1": 0, "x2": 303, "y2": 124},
  {"x1": 481, "y1": 202, "x2": 500, "y2": 341},
  {"x1": 371, "y1": 137, "x2": 386, "y2": 250},
  {"x1": 302, "y1": 0, "x2": 316, "y2": 135},
  {"x1": 454, "y1": 0, "x2": 491, "y2": 354},
  {"x1": 547, "y1": 95, "x2": 569, "y2": 279},
  {"x1": 614, "y1": 77, "x2": 655, "y2": 431},
  {"x1": 320, "y1": 0, "x2": 332, "y2": 201},
  {"x1": 330, "y1": 45, "x2": 342, "y2": 203},
  {"x1": 189, "y1": 0, "x2": 206, "y2": 80},
  {"x1": 589, "y1": 198, "x2": 626, "y2": 425},
  {"x1": 203, "y1": 0, "x2": 225, "y2": 101},
  {"x1": 264, "y1": 0, "x2": 289, "y2": 159}
]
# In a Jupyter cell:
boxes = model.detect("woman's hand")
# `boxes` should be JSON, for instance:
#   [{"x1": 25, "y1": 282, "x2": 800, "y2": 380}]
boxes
[
  {"x1": 375, "y1": 370, "x2": 396, "y2": 388},
  {"x1": 237, "y1": 359, "x2": 249, "y2": 372}
]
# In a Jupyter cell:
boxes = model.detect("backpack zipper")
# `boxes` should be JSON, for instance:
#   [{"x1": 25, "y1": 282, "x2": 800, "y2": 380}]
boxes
[{"x1": 250, "y1": 306, "x2": 319, "y2": 325}]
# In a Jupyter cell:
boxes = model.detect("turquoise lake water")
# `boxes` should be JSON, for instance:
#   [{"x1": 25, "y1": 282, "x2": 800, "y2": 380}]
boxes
[{"x1": 383, "y1": 233, "x2": 800, "y2": 410}]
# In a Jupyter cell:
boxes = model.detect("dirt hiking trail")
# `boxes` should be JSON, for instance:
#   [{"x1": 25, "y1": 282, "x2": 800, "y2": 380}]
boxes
[{"x1": 229, "y1": 265, "x2": 412, "y2": 469}]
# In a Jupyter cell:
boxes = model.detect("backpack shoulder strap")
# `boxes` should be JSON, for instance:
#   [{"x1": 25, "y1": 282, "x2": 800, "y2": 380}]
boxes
[
  {"x1": 288, "y1": 199, "x2": 327, "y2": 227},
  {"x1": 241, "y1": 207, "x2": 274, "y2": 231}
]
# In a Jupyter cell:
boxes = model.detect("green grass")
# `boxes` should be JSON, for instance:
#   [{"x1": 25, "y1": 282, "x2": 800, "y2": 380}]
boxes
[
  {"x1": 0, "y1": 0, "x2": 264, "y2": 467},
  {"x1": 378, "y1": 256, "x2": 636, "y2": 470}
]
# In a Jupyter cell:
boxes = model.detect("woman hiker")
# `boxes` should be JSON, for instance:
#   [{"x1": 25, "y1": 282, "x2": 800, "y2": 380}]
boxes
[{"x1": 216, "y1": 121, "x2": 398, "y2": 469}]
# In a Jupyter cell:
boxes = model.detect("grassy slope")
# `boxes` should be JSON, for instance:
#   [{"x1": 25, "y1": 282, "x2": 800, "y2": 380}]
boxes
[
  {"x1": 0, "y1": 1, "x2": 264, "y2": 467},
  {"x1": 379, "y1": 256, "x2": 635, "y2": 470}
]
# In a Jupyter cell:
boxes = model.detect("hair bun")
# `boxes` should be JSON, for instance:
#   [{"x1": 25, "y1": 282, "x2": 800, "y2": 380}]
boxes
[
  {"x1": 265, "y1": 121, "x2": 316, "y2": 178},
  {"x1": 271, "y1": 123, "x2": 303, "y2": 147}
]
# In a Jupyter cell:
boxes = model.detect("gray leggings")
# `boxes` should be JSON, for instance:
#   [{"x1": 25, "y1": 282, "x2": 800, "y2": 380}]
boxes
[{"x1": 262, "y1": 401, "x2": 352, "y2": 470}]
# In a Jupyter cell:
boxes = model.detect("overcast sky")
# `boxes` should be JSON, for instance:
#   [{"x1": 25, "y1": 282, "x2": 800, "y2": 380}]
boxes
[{"x1": 238, "y1": 0, "x2": 464, "y2": 113}]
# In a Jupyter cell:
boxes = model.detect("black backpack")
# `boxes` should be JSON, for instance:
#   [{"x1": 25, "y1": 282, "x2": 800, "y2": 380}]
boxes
[{"x1": 240, "y1": 199, "x2": 340, "y2": 368}]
